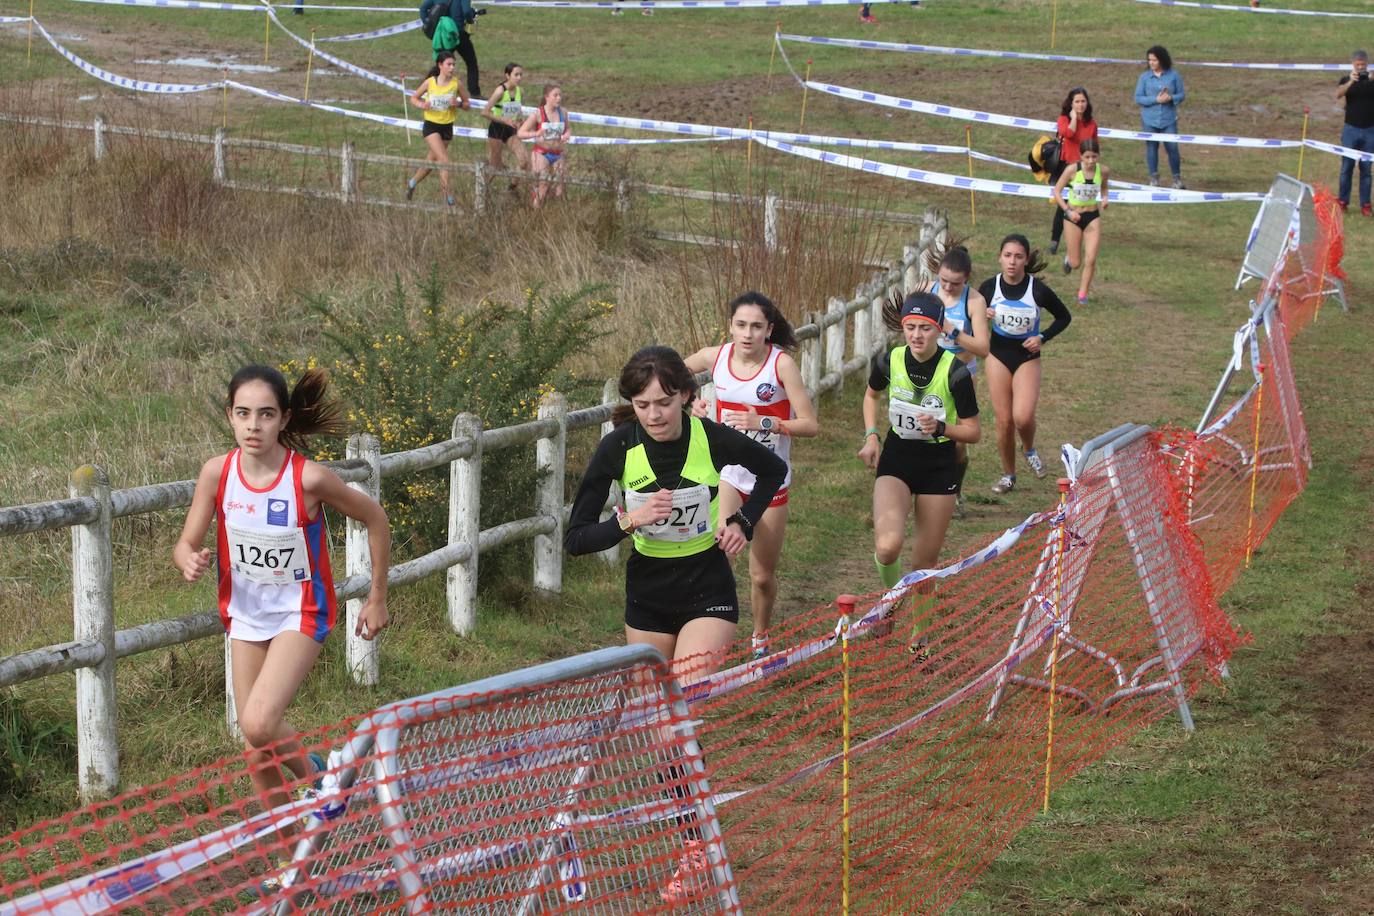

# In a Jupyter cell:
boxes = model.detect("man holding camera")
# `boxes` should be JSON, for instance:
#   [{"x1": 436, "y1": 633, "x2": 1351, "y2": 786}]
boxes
[{"x1": 1336, "y1": 49, "x2": 1373, "y2": 217}]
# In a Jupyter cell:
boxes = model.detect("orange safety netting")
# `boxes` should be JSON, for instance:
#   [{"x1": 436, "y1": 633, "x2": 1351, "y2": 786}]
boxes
[{"x1": 0, "y1": 194, "x2": 1345, "y2": 915}]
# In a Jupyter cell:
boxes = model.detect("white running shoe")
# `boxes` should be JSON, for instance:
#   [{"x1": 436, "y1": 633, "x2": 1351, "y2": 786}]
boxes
[
  {"x1": 991, "y1": 474, "x2": 1016, "y2": 494},
  {"x1": 751, "y1": 634, "x2": 770, "y2": 660},
  {"x1": 1024, "y1": 449, "x2": 1047, "y2": 479}
]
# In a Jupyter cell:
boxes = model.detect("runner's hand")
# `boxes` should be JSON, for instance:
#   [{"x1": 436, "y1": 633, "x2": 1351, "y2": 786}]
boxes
[
  {"x1": 715, "y1": 522, "x2": 746, "y2": 558},
  {"x1": 357, "y1": 595, "x2": 389, "y2": 640},
  {"x1": 1023, "y1": 335, "x2": 1043, "y2": 354},
  {"x1": 631, "y1": 488, "x2": 674, "y2": 528},
  {"x1": 858, "y1": 435, "x2": 881, "y2": 470},
  {"x1": 690, "y1": 397, "x2": 711, "y2": 418},
  {"x1": 177, "y1": 547, "x2": 212, "y2": 583},
  {"x1": 722, "y1": 407, "x2": 760, "y2": 431}
]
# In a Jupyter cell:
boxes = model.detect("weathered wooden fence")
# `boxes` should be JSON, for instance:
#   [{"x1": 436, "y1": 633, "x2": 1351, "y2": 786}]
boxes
[
  {"x1": 0, "y1": 182, "x2": 948, "y2": 801},
  {"x1": 0, "y1": 113, "x2": 934, "y2": 241}
]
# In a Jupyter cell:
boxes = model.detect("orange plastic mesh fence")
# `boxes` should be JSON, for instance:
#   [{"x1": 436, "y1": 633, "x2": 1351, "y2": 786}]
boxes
[{"x1": 0, "y1": 204, "x2": 1342, "y2": 915}]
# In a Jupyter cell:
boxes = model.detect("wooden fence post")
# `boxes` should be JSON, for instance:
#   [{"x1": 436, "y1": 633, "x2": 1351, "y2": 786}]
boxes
[
  {"x1": 869, "y1": 296, "x2": 886, "y2": 358},
  {"x1": 598, "y1": 378, "x2": 622, "y2": 567},
  {"x1": 825, "y1": 296, "x2": 846, "y2": 388},
  {"x1": 616, "y1": 179, "x2": 631, "y2": 217},
  {"x1": 764, "y1": 193, "x2": 779, "y2": 252},
  {"x1": 70, "y1": 465, "x2": 117, "y2": 801},
  {"x1": 801, "y1": 313, "x2": 822, "y2": 396},
  {"x1": 346, "y1": 433, "x2": 381, "y2": 686},
  {"x1": 224, "y1": 637, "x2": 240, "y2": 741},
  {"x1": 340, "y1": 140, "x2": 357, "y2": 203},
  {"x1": 854, "y1": 291, "x2": 871, "y2": 361},
  {"x1": 473, "y1": 161, "x2": 486, "y2": 216},
  {"x1": 213, "y1": 128, "x2": 226, "y2": 184},
  {"x1": 448, "y1": 412, "x2": 482, "y2": 636},
  {"x1": 93, "y1": 116, "x2": 106, "y2": 162},
  {"x1": 533, "y1": 392, "x2": 567, "y2": 593}
]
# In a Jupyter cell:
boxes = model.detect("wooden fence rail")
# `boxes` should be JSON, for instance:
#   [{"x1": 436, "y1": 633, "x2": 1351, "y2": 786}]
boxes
[{"x1": 0, "y1": 145, "x2": 948, "y2": 798}]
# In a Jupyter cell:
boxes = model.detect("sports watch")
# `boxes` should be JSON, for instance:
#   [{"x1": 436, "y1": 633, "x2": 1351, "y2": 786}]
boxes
[{"x1": 759, "y1": 416, "x2": 775, "y2": 433}]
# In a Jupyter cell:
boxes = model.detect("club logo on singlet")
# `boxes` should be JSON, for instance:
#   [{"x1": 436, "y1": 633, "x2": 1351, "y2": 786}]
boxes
[
  {"x1": 267, "y1": 499, "x2": 289, "y2": 526},
  {"x1": 755, "y1": 382, "x2": 777, "y2": 403},
  {"x1": 920, "y1": 394, "x2": 945, "y2": 412}
]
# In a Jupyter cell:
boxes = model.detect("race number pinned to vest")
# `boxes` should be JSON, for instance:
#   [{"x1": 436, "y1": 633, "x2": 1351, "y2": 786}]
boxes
[
  {"x1": 225, "y1": 522, "x2": 311, "y2": 585},
  {"x1": 625, "y1": 485, "x2": 712, "y2": 542},
  {"x1": 993, "y1": 300, "x2": 1038, "y2": 339},
  {"x1": 541, "y1": 121, "x2": 564, "y2": 141},
  {"x1": 888, "y1": 391, "x2": 947, "y2": 441}
]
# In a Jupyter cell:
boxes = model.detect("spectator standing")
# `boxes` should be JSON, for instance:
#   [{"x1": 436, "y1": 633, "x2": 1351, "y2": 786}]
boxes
[
  {"x1": 430, "y1": 0, "x2": 482, "y2": 98},
  {"x1": 1134, "y1": 44, "x2": 1186, "y2": 189},
  {"x1": 1049, "y1": 87, "x2": 1098, "y2": 254},
  {"x1": 1336, "y1": 49, "x2": 1374, "y2": 217}
]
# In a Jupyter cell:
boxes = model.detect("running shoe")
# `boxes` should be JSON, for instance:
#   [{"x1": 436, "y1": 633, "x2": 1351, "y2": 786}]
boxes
[
  {"x1": 446, "y1": 196, "x2": 456, "y2": 208},
  {"x1": 1077, "y1": 293, "x2": 1089, "y2": 306},
  {"x1": 256, "y1": 857, "x2": 294, "y2": 897},
  {"x1": 991, "y1": 474, "x2": 1016, "y2": 495},
  {"x1": 1024, "y1": 449, "x2": 1047, "y2": 479},
  {"x1": 751, "y1": 634, "x2": 770, "y2": 660},
  {"x1": 659, "y1": 839, "x2": 711, "y2": 904},
  {"x1": 907, "y1": 637, "x2": 931, "y2": 663},
  {"x1": 1337, "y1": 200, "x2": 1349, "y2": 212},
  {"x1": 1363, "y1": 204, "x2": 1373, "y2": 218},
  {"x1": 1172, "y1": 176, "x2": 1187, "y2": 190},
  {"x1": 1148, "y1": 175, "x2": 1160, "y2": 187},
  {"x1": 405, "y1": 179, "x2": 416, "y2": 201},
  {"x1": 1062, "y1": 256, "x2": 1072, "y2": 275},
  {"x1": 1048, "y1": 239, "x2": 1059, "y2": 255}
]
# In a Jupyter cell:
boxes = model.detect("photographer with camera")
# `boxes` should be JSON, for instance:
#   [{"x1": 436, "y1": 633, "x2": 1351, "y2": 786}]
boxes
[{"x1": 1337, "y1": 49, "x2": 1373, "y2": 217}]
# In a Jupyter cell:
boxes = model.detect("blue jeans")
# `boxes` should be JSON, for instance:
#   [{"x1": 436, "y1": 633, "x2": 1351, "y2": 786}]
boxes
[
  {"x1": 1338, "y1": 122, "x2": 1374, "y2": 207},
  {"x1": 1143, "y1": 122, "x2": 1182, "y2": 178}
]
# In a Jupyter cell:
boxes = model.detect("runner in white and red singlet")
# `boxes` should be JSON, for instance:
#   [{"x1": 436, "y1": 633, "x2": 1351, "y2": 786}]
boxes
[
  {"x1": 173, "y1": 365, "x2": 390, "y2": 820},
  {"x1": 685, "y1": 292, "x2": 818, "y2": 659}
]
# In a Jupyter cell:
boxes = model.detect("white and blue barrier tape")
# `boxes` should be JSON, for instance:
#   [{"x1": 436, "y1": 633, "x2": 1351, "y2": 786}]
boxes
[
  {"x1": 316, "y1": 18, "x2": 421, "y2": 40},
  {"x1": 32, "y1": 18, "x2": 226, "y2": 93},
  {"x1": 753, "y1": 135, "x2": 1265, "y2": 202},
  {"x1": 1303, "y1": 137, "x2": 1374, "y2": 164},
  {"x1": 807, "y1": 79, "x2": 1302, "y2": 149},
  {"x1": 473, "y1": 0, "x2": 864, "y2": 7},
  {"x1": 1134, "y1": 0, "x2": 1374, "y2": 19},
  {"x1": 267, "y1": 8, "x2": 407, "y2": 90},
  {"x1": 0, "y1": 14, "x2": 33, "y2": 21},
  {"x1": 68, "y1": 0, "x2": 419, "y2": 11},
  {"x1": 778, "y1": 32, "x2": 1347, "y2": 71}
]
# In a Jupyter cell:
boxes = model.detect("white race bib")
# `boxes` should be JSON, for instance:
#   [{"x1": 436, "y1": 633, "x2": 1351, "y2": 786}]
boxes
[
  {"x1": 503, "y1": 103, "x2": 522, "y2": 122},
  {"x1": 1072, "y1": 183, "x2": 1100, "y2": 203},
  {"x1": 429, "y1": 92, "x2": 454, "y2": 112},
  {"x1": 225, "y1": 522, "x2": 311, "y2": 585},
  {"x1": 625, "y1": 485, "x2": 712, "y2": 542},
  {"x1": 993, "y1": 301, "x2": 1037, "y2": 338},
  {"x1": 541, "y1": 121, "x2": 564, "y2": 141},
  {"x1": 888, "y1": 396, "x2": 946, "y2": 441}
]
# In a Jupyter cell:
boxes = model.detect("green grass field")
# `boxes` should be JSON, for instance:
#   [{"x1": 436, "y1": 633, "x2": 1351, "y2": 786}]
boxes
[{"x1": 2, "y1": 0, "x2": 1373, "y2": 910}]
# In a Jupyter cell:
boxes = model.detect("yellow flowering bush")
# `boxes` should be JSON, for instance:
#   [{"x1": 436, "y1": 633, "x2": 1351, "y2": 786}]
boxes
[{"x1": 298, "y1": 275, "x2": 614, "y2": 550}]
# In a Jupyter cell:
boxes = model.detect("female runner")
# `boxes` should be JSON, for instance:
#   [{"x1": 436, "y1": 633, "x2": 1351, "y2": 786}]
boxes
[
  {"x1": 858, "y1": 292, "x2": 980, "y2": 655},
  {"x1": 405, "y1": 50, "x2": 470, "y2": 208},
  {"x1": 517, "y1": 82, "x2": 571, "y2": 209},
  {"x1": 566, "y1": 346, "x2": 785, "y2": 680},
  {"x1": 977, "y1": 234, "x2": 1072, "y2": 495},
  {"x1": 481, "y1": 62, "x2": 529, "y2": 188},
  {"x1": 927, "y1": 243, "x2": 990, "y2": 500},
  {"x1": 683, "y1": 291, "x2": 819, "y2": 659},
  {"x1": 1054, "y1": 138, "x2": 1109, "y2": 306},
  {"x1": 1049, "y1": 87, "x2": 1098, "y2": 255},
  {"x1": 173, "y1": 366, "x2": 389, "y2": 813}
]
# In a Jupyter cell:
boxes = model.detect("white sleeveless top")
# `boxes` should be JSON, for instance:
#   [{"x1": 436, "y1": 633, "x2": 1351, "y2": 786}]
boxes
[
  {"x1": 711, "y1": 343, "x2": 794, "y2": 493},
  {"x1": 215, "y1": 448, "x2": 336, "y2": 643}
]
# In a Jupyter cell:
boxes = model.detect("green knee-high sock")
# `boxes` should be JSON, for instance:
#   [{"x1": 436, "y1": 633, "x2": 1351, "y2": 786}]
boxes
[{"x1": 875, "y1": 553, "x2": 903, "y2": 589}]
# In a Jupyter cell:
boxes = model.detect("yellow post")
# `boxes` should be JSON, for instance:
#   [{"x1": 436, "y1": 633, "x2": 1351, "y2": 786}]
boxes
[
  {"x1": 1296, "y1": 106, "x2": 1310, "y2": 180},
  {"x1": 263, "y1": 8, "x2": 270, "y2": 63},
  {"x1": 1244, "y1": 363, "x2": 1267, "y2": 569},
  {"x1": 798, "y1": 59, "x2": 812, "y2": 131},
  {"x1": 1042, "y1": 479, "x2": 1070, "y2": 813},
  {"x1": 221, "y1": 69, "x2": 229, "y2": 130},
  {"x1": 767, "y1": 24, "x2": 779, "y2": 90},
  {"x1": 965, "y1": 125, "x2": 977, "y2": 227},
  {"x1": 1050, "y1": 0, "x2": 1059, "y2": 50},
  {"x1": 838, "y1": 594, "x2": 857, "y2": 916},
  {"x1": 304, "y1": 28, "x2": 317, "y2": 102},
  {"x1": 26, "y1": 0, "x2": 35, "y2": 64}
]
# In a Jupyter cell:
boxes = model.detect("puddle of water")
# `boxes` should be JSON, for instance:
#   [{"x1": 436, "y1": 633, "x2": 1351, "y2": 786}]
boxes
[{"x1": 134, "y1": 57, "x2": 280, "y2": 74}]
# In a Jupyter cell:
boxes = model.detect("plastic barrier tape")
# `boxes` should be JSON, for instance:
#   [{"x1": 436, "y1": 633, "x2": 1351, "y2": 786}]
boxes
[
  {"x1": 316, "y1": 17, "x2": 422, "y2": 40},
  {"x1": 68, "y1": 0, "x2": 418, "y2": 10},
  {"x1": 753, "y1": 135, "x2": 1265, "y2": 203},
  {"x1": 778, "y1": 32, "x2": 1347, "y2": 71},
  {"x1": 1134, "y1": 0, "x2": 1374, "y2": 19},
  {"x1": 474, "y1": 0, "x2": 866, "y2": 6},
  {"x1": 33, "y1": 19, "x2": 225, "y2": 93},
  {"x1": 807, "y1": 79, "x2": 1302, "y2": 149}
]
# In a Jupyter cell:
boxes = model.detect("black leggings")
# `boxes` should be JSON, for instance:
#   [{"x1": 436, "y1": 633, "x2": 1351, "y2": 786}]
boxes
[
  {"x1": 454, "y1": 29, "x2": 480, "y2": 97},
  {"x1": 1049, "y1": 160, "x2": 1069, "y2": 243}
]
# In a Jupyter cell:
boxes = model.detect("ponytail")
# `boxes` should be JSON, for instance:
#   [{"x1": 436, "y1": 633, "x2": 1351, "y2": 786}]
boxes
[
  {"x1": 226, "y1": 364, "x2": 346, "y2": 453},
  {"x1": 728, "y1": 291, "x2": 798, "y2": 352}
]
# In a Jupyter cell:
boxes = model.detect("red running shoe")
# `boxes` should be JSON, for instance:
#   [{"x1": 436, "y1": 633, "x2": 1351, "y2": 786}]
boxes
[{"x1": 659, "y1": 839, "x2": 711, "y2": 904}]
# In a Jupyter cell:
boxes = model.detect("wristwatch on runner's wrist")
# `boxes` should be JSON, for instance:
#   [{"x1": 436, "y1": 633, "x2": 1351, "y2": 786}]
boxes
[
  {"x1": 617, "y1": 508, "x2": 636, "y2": 534},
  {"x1": 759, "y1": 416, "x2": 775, "y2": 433}
]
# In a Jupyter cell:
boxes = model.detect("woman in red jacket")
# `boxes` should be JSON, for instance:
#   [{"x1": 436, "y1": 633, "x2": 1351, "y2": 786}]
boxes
[{"x1": 1049, "y1": 87, "x2": 1098, "y2": 255}]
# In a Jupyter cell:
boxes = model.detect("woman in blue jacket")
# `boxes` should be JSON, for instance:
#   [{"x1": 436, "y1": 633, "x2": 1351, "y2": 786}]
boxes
[{"x1": 1134, "y1": 44, "x2": 1186, "y2": 189}]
